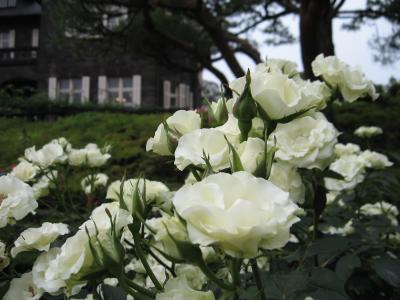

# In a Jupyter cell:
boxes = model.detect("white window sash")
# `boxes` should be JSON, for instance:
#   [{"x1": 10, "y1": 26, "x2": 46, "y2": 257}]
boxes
[
  {"x1": 48, "y1": 77, "x2": 57, "y2": 100},
  {"x1": 98, "y1": 76, "x2": 107, "y2": 104},
  {"x1": 133, "y1": 75, "x2": 141, "y2": 107},
  {"x1": 163, "y1": 80, "x2": 171, "y2": 109},
  {"x1": 82, "y1": 76, "x2": 90, "y2": 103}
]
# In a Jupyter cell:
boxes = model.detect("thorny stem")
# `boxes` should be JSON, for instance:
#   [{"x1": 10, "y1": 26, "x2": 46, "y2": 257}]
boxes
[{"x1": 250, "y1": 258, "x2": 266, "y2": 300}]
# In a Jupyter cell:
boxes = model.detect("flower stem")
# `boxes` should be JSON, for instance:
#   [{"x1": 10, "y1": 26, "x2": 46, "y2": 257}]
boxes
[
  {"x1": 197, "y1": 260, "x2": 235, "y2": 291},
  {"x1": 120, "y1": 274, "x2": 156, "y2": 298},
  {"x1": 132, "y1": 231, "x2": 164, "y2": 291},
  {"x1": 250, "y1": 258, "x2": 266, "y2": 300},
  {"x1": 119, "y1": 277, "x2": 155, "y2": 300}
]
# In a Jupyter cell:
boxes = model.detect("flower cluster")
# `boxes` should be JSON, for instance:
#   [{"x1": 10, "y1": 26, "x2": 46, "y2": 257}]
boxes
[{"x1": 0, "y1": 56, "x2": 397, "y2": 300}]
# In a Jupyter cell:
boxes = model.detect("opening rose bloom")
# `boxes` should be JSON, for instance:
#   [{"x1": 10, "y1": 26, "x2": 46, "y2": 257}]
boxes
[
  {"x1": 172, "y1": 172, "x2": 301, "y2": 258},
  {"x1": 230, "y1": 60, "x2": 329, "y2": 120},
  {"x1": 11, "y1": 160, "x2": 39, "y2": 182},
  {"x1": 24, "y1": 142, "x2": 67, "y2": 168},
  {"x1": 354, "y1": 126, "x2": 383, "y2": 138},
  {"x1": 0, "y1": 174, "x2": 38, "y2": 228},
  {"x1": 11, "y1": 222, "x2": 69, "y2": 258},
  {"x1": 269, "y1": 112, "x2": 339, "y2": 170},
  {"x1": 312, "y1": 54, "x2": 378, "y2": 102},
  {"x1": 174, "y1": 128, "x2": 230, "y2": 171},
  {"x1": 146, "y1": 110, "x2": 201, "y2": 156}
]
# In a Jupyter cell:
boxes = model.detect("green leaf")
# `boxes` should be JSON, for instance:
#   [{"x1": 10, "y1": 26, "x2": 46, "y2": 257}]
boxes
[
  {"x1": 310, "y1": 268, "x2": 347, "y2": 297},
  {"x1": 371, "y1": 258, "x2": 400, "y2": 287},
  {"x1": 321, "y1": 169, "x2": 345, "y2": 180},
  {"x1": 224, "y1": 135, "x2": 244, "y2": 172},
  {"x1": 335, "y1": 254, "x2": 361, "y2": 281},
  {"x1": 276, "y1": 106, "x2": 317, "y2": 124},
  {"x1": 263, "y1": 270, "x2": 309, "y2": 299},
  {"x1": 101, "y1": 284, "x2": 128, "y2": 300},
  {"x1": 166, "y1": 228, "x2": 203, "y2": 264}
]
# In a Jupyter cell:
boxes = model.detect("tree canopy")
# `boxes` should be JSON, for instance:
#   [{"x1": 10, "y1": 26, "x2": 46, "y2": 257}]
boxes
[{"x1": 49, "y1": 0, "x2": 400, "y2": 83}]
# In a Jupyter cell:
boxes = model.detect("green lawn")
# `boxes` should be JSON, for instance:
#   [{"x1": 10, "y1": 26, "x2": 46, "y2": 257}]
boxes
[{"x1": 0, "y1": 112, "x2": 185, "y2": 187}]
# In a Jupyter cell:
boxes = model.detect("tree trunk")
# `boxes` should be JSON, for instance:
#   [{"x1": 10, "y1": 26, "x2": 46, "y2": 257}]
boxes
[
  {"x1": 195, "y1": 2, "x2": 245, "y2": 78},
  {"x1": 300, "y1": 0, "x2": 335, "y2": 79}
]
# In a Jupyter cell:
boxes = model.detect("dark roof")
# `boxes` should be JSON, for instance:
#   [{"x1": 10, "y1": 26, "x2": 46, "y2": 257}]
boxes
[{"x1": 0, "y1": 0, "x2": 41, "y2": 17}]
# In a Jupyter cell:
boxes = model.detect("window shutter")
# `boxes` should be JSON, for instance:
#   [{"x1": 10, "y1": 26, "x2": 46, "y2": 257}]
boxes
[
  {"x1": 48, "y1": 77, "x2": 57, "y2": 100},
  {"x1": 98, "y1": 76, "x2": 107, "y2": 104},
  {"x1": 133, "y1": 75, "x2": 141, "y2": 107},
  {"x1": 163, "y1": 80, "x2": 171, "y2": 109},
  {"x1": 31, "y1": 29, "x2": 39, "y2": 47},
  {"x1": 178, "y1": 83, "x2": 186, "y2": 108},
  {"x1": 9, "y1": 29, "x2": 15, "y2": 59},
  {"x1": 9, "y1": 29, "x2": 15, "y2": 47},
  {"x1": 82, "y1": 76, "x2": 90, "y2": 103}
]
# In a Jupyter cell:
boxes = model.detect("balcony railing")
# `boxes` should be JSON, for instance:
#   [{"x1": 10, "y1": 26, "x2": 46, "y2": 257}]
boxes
[{"x1": 0, "y1": 47, "x2": 39, "y2": 65}]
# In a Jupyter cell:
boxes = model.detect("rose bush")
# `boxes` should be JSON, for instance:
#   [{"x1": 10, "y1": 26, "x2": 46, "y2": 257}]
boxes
[{"x1": 0, "y1": 55, "x2": 398, "y2": 300}]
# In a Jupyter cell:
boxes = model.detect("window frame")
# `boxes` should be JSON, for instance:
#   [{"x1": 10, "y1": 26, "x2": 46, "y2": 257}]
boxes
[
  {"x1": 107, "y1": 77, "x2": 133, "y2": 104},
  {"x1": 0, "y1": 0, "x2": 17, "y2": 9},
  {"x1": 58, "y1": 78, "x2": 83, "y2": 104}
]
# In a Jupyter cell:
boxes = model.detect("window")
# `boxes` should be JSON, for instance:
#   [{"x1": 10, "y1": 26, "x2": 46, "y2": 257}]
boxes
[
  {"x1": 107, "y1": 77, "x2": 133, "y2": 104},
  {"x1": 0, "y1": 31, "x2": 11, "y2": 48},
  {"x1": 102, "y1": 6, "x2": 128, "y2": 30},
  {"x1": 0, "y1": 0, "x2": 16, "y2": 8},
  {"x1": 163, "y1": 81, "x2": 193, "y2": 109},
  {"x1": 0, "y1": 30, "x2": 15, "y2": 59},
  {"x1": 58, "y1": 78, "x2": 82, "y2": 104},
  {"x1": 31, "y1": 29, "x2": 39, "y2": 58}
]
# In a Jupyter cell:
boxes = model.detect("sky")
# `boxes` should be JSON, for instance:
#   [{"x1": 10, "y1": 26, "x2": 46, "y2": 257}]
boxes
[{"x1": 203, "y1": 2, "x2": 399, "y2": 85}]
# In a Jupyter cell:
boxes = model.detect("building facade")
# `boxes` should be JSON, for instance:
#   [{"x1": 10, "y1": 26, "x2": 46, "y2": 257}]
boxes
[{"x1": 0, "y1": 0, "x2": 200, "y2": 109}]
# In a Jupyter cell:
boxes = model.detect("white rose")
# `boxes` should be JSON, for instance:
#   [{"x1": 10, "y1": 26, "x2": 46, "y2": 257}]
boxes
[
  {"x1": 360, "y1": 150, "x2": 393, "y2": 169},
  {"x1": 85, "y1": 144, "x2": 111, "y2": 167},
  {"x1": 251, "y1": 73, "x2": 321, "y2": 120},
  {"x1": 0, "y1": 174, "x2": 37, "y2": 228},
  {"x1": 146, "y1": 110, "x2": 201, "y2": 155},
  {"x1": 334, "y1": 143, "x2": 361, "y2": 157},
  {"x1": 32, "y1": 170, "x2": 57, "y2": 199},
  {"x1": 32, "y1": 247, "x2": 65, "y2": 294},
  {"x1": 146, "y1": 214, "x2": 189, "y2": 259},
  {"x1": 80, "y1": 202, "x2": 133, "y2": 235},
  {"x1": 0, "y1": 240, "x2": 9, "y2": 271},
  {"x1": 68, "y1": 144, "x2": 110, "y2": 167},
  {"x1": 43, "y1": 230, "x2": 93, "y2": 295},
  {"x1": 175, "y1": 128, "x2": 230, "y2": 171},
  {"x1": 215, "y1": 114, "x2": 241, "y2": 144},
  {"x1": 68, "y1": 148, "x2": 88, "y2": 166},
  {"x1": 230, "y1": 59, "x2": 299, "y2": 98},
  {"x1": 236, "y1": 137, "x2": 264, "y2": 174},
  {"x1": 324, "y1": 154, "x2": 366, "y2": 191},
  {"x1": 175, "y1": 264, "x2": 207, "y2": 290},
  {"x1": 269, "y1": 162, "x2": 305, "y2": 204},
  {"x1": 3, "y1": 272, "x2": 43, "y2": 300},
  {"x1": 11, "y1": 160, "x2": 39, "y2": 182},
  {"x1": 172, "y1": 172, "x2": 301, "y2": 258},
  {"x1": 106, "y1": 178, "x2": 170, "y2": 211},
  {"x1": 156, "y1": 276, "x2": 215, "y2": 300},
  {"x1": 25, "y1": 142, "x2": 66, "y2": 168},
  {"x1": 321, "y1": 220, "x2": 354, "y2": 236},
  {"x1": 360, "y1": 201, "x2": 398, "y2": 226},
  {"x1": 312, "y1": 54, "x2": 378, "y2": 102},
  {"x1": 11, "y1": 222, "x2": 69, "y2": 257},
  {"x1": 354, "y1": 126, "x2": 383, "y2": 138},
  {"x1": 51, "y1": 137, "x2": 72, "y2": 152},
  {"x1": 270, "y1": 113, "x2": 339, "y2": 170},
  {"x1": 81, "y1": 173, "x2": 109, "y2": 195},
  {"x1": 259, "y1": 58, "x2": 298, "y2": 76}
]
